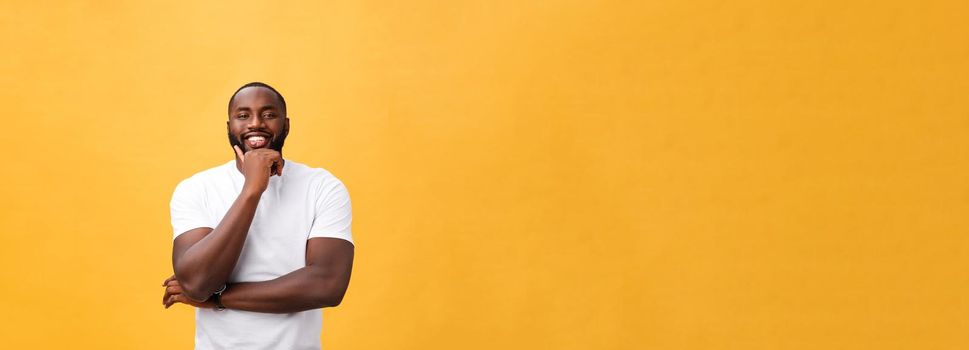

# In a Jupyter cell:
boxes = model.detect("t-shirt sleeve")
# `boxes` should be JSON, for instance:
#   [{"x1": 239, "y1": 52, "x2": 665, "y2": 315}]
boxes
[
  {"x1": 170, "y1": 178, "x2": 214, "y2": 239},
  {"x1": 308, "y1": 177, "x2": 354, "y2": 244}
]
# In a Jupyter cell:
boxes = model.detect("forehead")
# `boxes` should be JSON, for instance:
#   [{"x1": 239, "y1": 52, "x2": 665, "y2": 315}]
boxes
[{"x1": 230, "y1": 86, "x2": 283, "y2": 110}]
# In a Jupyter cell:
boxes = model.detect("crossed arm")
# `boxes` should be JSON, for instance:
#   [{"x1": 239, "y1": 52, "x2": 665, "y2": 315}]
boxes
[{"x1": 165, "y1": 225, "x2": 354, "y2": 313}]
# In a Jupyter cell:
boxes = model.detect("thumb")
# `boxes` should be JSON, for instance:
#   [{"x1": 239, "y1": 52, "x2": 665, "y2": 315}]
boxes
[{"x1": 233, "y1": 145, "x2": 245, "y2": 162}]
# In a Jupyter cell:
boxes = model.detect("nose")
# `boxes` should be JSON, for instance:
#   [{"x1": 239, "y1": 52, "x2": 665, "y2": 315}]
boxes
[{"x1": 246, "y1": 115, "x2": 266, "y2": 129}]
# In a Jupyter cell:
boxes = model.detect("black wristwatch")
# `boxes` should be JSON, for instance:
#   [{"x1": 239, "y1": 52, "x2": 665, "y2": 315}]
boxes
[{"x1": 213, "y1": 284, "x2": 227, "y2": 311}]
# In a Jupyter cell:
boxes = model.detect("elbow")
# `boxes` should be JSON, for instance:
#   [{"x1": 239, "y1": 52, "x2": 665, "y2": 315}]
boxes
[
  {"x1": 177, "y1": 279, "x2": 213, "y2": 302},
  {"x1": 305, "y1": 262, "x2": 351, "y2": 309},
  {"x1": 325, "y1": 292, "x2": 346, "y2": 307},
  {"x1": 322, "y1": 298, "x2": 344, "y2": 308},
  {"x1": 173, "y1": 267, "x2": 214, "y2": 302},
  {"x1": 314, "y1": 291, "x2": 346, "y2": 308},
  {"x1": 313, "y1": 282, "x2": 348, "y2": 308}
]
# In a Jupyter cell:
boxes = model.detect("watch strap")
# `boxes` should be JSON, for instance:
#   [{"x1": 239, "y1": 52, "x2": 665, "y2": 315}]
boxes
[{"x1": 213, "y1": 284, "x2": 227, "y2": 311}]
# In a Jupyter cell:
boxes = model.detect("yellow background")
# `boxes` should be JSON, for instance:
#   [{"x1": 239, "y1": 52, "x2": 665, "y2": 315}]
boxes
[{"x1": 1, "y1": 1, "x2": 967, "y2": 349}]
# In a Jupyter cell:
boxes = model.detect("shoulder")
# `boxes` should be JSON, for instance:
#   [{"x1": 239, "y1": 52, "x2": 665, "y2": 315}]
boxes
[
  {"x1": 173, "y1": 161, "x2": 235, "y2": 194},
  {"x1": 285, "y1": 160, "x2": 346, "y2": 186},
  {"x1": 284, "y1": 160, "x2": 350, "y2": 198}
]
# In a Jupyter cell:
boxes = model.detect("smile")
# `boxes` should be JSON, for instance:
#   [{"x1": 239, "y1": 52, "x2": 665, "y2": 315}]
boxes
[{"x1": 243, "y1": 133, "x2": 271, "y2": 149}]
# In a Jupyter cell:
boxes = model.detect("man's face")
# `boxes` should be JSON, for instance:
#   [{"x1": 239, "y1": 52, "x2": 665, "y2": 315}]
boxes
[{"x1": 227, "y1": 87, "x2": 290, "y2": 154}]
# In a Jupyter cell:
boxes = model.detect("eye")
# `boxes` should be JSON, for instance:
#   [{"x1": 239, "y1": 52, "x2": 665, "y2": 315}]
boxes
[
  {"x1": 237, "y1": 114, "x2": 249, "y2": 119},
  {"x1": 263, "y1": 113, "x2": 276, "y2": 119}
]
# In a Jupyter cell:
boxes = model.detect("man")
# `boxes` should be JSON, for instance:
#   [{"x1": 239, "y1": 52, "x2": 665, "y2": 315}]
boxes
[{"x1": 162, "y1": 82, "x2": 354, "y2": 350}]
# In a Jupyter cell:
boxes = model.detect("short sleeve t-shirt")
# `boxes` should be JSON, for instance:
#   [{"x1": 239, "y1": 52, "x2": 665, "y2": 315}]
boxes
[{"x1": 170, "y1": 159, "x2": 352, "y2": 350}]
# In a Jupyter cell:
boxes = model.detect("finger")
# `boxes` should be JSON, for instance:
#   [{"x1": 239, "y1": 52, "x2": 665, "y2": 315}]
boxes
[
  {"x1": 169, "y1": 294, "x2": 186, "y2": 308},
  {"x1": 233, "y1": 145, "x2": 245, "y2": 162},
  {"x1": 270, "y1": 152, "x2": 283, "y2": 176},
  {"x1": 163, "y1": 290, "x2": 173, "y2": 306},
  {"x1": 162, "y1": 275, "x2": 175, "y2": 286},
  {"x1": 162, "y1": 284, "x2": 180, "y2": 304},
  {"x1": 166, "y1": 284, "x2": 183, "y2": 294},
  {"x1": 165, "y1": 295, "x2": 177, "y2": 308}
]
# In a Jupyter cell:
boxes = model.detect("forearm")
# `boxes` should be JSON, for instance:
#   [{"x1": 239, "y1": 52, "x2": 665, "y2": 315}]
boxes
[
  {"x1": 220, "y1": 265, "x2": 348, "y2": 314},
  {"x1": 174, "y1": 190, "x2": 261, "y2": 299}
]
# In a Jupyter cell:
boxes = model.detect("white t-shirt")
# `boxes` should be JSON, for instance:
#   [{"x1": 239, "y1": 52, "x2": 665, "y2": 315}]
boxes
[{"x1": 170, "y1": 159, "x2": 353, "y2": 350}]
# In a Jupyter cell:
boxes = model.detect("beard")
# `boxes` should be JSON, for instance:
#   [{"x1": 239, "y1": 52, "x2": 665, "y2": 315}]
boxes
[{"x1": 228, "y1": 128, "x2": 288, "y2": 154}]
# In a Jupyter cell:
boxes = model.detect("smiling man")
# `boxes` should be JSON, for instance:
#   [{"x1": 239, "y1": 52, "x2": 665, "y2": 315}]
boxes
[{"x1": 162, "y1": 82, "x2": 354, "y2": 350}]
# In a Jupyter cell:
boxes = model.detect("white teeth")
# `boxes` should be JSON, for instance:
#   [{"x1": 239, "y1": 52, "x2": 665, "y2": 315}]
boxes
[{"x1": 247, "y1": 136, "x2": 266, "y2": 142}]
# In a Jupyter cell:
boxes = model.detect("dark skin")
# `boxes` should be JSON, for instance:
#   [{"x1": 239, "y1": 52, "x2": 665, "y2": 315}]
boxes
[{"x1": 162, "y1": 86, "x2": 354, "y2": 313}]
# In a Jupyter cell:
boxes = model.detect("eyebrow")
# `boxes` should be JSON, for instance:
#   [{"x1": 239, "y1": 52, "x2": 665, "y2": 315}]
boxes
[{"x1": 234, "y1": 105, "x2": 278, "y2": 112}]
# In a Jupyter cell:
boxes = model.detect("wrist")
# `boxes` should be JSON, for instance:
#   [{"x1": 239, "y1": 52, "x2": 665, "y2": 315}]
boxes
[
  {"x1": 239, "y1": 186, "x2": 264, "y2": 199},
  {"x1": 213, "y1": 284, "x2": 227, "y2": 311}
]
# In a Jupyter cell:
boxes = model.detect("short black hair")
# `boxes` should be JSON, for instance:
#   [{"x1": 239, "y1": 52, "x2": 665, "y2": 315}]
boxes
[{"x1": 227, "y1": 82, "x2": 287, "y2": 116}]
